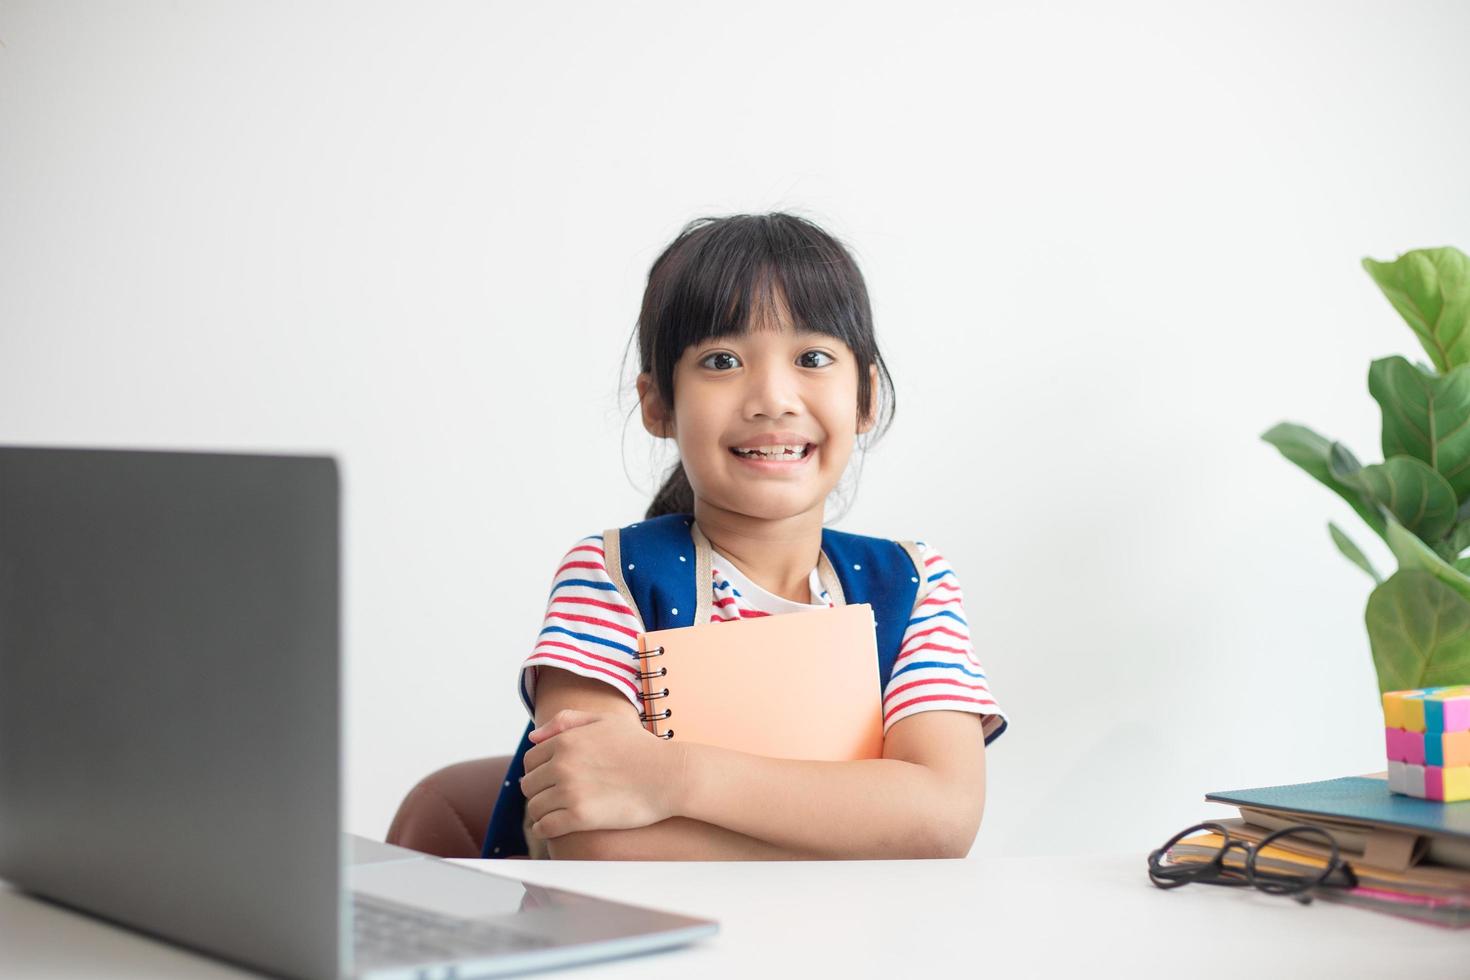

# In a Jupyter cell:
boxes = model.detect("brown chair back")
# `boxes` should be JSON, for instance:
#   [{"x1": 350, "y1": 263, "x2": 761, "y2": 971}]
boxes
[{"x1": 385, "y1": 756, "x2": 511, "y2": 858}]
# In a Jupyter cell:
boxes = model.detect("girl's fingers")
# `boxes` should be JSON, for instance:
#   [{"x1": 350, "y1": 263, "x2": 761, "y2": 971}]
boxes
[
  {"x1": 522, "y1": 743, "x2": 546, "y2": 772},
  {"x1": 524, "y1": 787, "x2": 564, "y2": 825},
  {"x1": 519, "y1": 763, "x2": 553, "y2": 800},
  {"x1": 531, "y1": 808, "x2": 573, "y2": 840},
  {"x1": 529, "y1": 709, "x2": 600, "y2": 742}
]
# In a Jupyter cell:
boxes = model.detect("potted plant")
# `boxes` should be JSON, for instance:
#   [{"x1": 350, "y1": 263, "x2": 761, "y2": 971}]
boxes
[{"x1": 1264, "y1": 246, "x2": 1470, "y2": 693}]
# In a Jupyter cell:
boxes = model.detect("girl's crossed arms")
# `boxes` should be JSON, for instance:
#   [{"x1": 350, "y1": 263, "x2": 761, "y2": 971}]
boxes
[{"x1": 521, "y1": 665, "x2": 986, "y2": 860}]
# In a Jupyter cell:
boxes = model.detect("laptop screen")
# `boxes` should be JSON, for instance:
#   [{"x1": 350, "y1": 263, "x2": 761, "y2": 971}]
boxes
[{"x1": 0, "y1": 447, "x2": 344, "y2": 980}]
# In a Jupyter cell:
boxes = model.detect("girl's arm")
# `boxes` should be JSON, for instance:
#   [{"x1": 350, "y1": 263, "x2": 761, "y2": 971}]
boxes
[
  {"x1": 675, "y1": 711, "x2": 986, "y2": 859},
  {"x1": 524, "y1": 668, "x2": 989, "y2": 860},
  {"x1": 549, "y1": 816, "x2": 813, "y2": 861},
  {"x1": 530, "y1": 667, "x2": 819, "y2": 860}
]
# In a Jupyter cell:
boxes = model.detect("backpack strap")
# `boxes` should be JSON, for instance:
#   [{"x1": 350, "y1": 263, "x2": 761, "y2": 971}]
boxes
[
  {"x1": 599, "y1": 527, "x2": 641, "y2": 624},
  {"x1": 815, "y1": 548, "x2": 847, "y2": 606},
  {"x1": 688, "y1": 522, "x2": 716, "y2": 625},
  {"x1": 614, "y1": 513, "x2": 704, "y2": 632}
]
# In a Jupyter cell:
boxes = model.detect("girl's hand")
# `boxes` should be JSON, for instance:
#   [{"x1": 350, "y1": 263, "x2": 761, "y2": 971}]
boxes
[{"x1": 520, "y1": 709, "x2": 687, "y2": 839}]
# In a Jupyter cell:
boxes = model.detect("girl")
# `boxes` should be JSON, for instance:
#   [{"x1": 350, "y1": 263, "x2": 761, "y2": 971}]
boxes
[{"x1": 483, "y1": 212, "x2": 1007, "y2": 860}]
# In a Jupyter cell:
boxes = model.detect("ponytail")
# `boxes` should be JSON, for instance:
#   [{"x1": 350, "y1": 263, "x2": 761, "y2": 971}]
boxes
[{"x1": 645, "y1": 460, "x2": 695, "y2": 519}]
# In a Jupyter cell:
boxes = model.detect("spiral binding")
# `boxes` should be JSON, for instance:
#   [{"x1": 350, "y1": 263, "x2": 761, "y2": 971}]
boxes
[{"x1": 635, "y1": 645, "x2": 675, "y2": 739}]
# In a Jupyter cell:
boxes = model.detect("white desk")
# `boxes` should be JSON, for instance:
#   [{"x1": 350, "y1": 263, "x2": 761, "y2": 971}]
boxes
[{"x1": 2, "y1": 854, "x2": 1464, "y2": 979}]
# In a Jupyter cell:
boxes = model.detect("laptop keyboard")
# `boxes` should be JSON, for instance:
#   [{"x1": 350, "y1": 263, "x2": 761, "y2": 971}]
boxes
[{"x1": 353, "y1": 892, "x2": 555, "y2": 969}]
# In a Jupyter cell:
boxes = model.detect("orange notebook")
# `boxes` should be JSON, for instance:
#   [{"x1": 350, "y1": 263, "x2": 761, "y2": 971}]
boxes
[{"x1": 634, "y1": 603, "x2": 884, "y2": 760}]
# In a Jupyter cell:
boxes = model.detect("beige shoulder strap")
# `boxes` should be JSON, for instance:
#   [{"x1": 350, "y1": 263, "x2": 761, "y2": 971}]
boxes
[
  {"x1": 599, "y1": 528, "x2": 642, "y2": 628},
  {"x1": 815, "y1": 548, "x2": 847, "y2": 606},
  {"x1": 688, "y1": 520, "x2": 714, "y2": 625},
  {"x1": 604, "y1": 519, "x2": 715, "y2": 626}
]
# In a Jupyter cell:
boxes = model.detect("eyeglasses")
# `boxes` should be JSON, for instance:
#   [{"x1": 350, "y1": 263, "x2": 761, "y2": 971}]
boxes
[{"x1": 1147, "y1": 821, "x2": 1358, "y2": 904}]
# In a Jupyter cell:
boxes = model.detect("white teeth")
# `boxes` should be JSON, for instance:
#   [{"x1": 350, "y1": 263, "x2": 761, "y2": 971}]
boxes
[{"x1": 734, "y1": 443, "x2": 808, "y2": 459}]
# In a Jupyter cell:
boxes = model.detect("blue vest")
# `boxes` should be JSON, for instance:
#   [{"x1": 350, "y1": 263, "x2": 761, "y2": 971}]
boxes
[{"x1": 480, "y1": 512, "x2": 930, "y2": 858}]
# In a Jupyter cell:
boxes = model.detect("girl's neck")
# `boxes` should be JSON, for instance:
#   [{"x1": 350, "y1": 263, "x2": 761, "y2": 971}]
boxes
[{"x1": 691, "y1": 500, "x2": 824, "y2": 605}]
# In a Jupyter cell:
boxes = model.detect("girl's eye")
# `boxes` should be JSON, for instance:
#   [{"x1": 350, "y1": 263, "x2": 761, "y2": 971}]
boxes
[
  {"x1": 700, "y1": 351, "x2": 740, "y2": 371},
  {"x1": 799, "y1": 350, "x2": 835, "y2": 368}
]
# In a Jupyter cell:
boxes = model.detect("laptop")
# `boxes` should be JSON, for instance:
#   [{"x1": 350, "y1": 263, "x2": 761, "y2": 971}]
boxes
[{"x1": 0, "y1": 445, "x2": 718, "y2": 979}]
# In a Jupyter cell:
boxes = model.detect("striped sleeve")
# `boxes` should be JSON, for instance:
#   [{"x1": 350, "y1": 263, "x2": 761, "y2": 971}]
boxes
[
  {"x1": 880, "y1": 542, "x2": 1007, "y2": 742},
  {"x1": 518, "y1": 534, "x2": 647, "y2": 720}
]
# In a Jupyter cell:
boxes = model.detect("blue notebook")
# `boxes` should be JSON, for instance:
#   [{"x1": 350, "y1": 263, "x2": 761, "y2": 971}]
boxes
[{"x1": 1207, "y1": 776, "x2": 1470, "y2": 841}]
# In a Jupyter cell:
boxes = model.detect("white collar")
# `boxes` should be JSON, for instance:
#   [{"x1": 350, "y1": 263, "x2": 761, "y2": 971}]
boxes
[{"x1": 708, "y1": 547, "x2": 830, "y2": 612}]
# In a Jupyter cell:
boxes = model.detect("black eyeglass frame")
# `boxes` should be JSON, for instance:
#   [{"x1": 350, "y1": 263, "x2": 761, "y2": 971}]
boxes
[{"x1": 1147, "y1": 821, "x2": 1358, "y2": 904}]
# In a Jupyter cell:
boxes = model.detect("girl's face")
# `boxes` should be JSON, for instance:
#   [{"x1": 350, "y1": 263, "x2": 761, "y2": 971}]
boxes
[{"x1": 638, "y1": 298, "x2": 878, "y2": 523}]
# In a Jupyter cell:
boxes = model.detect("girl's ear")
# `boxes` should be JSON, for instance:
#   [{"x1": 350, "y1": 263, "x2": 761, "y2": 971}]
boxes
[
  {"x1": 857, "y1": 363, "x2": 880, "y2": 434},
  {"x1": 636, "y1": 372, "x2": 675, "y2": 439}
]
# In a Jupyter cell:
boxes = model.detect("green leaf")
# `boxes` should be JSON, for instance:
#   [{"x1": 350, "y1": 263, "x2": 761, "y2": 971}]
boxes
[
  {"x1": 1363, "y1": 248, "x2": 1470, "y2": 372},
  {"x1": 1326, "y1": 441, "x2": 1368, "y2": 482},
  {"x1": 1382, "y1": 514, "x2": 1470, "y2": 605},
  {"x1": 1353, "y1": 455, "x2": 1457, "y2": 543},
  {"x1": 1368, "y1": 356, "x2": 1470, "y2": 499},
  {"x1": 1450, "y1": 521, "x2": 1470, "y2": 557},
  {"x1": 1332, "y1": 447, "x2": 1458, "y2": 544},
  {"x1": 1366, "y1": 569, "x2": 1470, "y2": 692},
  {"x1": 1261, "y1": 423, "x2": 1386, "y2": 539},
  {"x1": 1455, "y1": 557, "x2": 1470, "y2": 577},
  {"x1": 1329, "y1": 522, "x2": 1382, "y2": 583}
]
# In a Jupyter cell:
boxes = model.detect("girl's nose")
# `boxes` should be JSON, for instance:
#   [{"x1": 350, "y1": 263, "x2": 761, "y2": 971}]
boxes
[{"x1": 743, "y1": 363, "x2": 803, "y2": 420}]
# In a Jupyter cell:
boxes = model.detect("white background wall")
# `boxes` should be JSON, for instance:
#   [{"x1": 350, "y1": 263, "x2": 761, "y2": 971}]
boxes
[{"x1": 4, "y1": 1, "x2": 1469, "y2": 858}]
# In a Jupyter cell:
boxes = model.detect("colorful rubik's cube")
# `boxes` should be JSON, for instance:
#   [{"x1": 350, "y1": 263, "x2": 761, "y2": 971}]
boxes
[{"x1": 1384, "y1": 686, "x2": 1470, "y2": 802}]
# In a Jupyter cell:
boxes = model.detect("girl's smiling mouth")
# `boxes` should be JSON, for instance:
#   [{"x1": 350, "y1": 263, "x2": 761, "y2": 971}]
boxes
[{"x1": 728, "y1": 437, "x2": 817, "y2": 469}]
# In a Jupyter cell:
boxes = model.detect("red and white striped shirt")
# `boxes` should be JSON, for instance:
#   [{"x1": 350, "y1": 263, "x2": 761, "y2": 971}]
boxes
[{"x1": 519, "y1": 533, "x2": 1006, "y2": 740}]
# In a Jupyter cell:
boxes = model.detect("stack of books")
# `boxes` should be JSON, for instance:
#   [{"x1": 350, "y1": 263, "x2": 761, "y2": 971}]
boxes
[{"x1": 1165, "y1": 775, "x2": 1470, "y2": 927}]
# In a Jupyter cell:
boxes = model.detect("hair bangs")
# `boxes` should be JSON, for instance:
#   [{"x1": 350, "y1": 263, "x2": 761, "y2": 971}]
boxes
[{"x1": 641, "y1": 215, "x2": 872, "y2": 403}]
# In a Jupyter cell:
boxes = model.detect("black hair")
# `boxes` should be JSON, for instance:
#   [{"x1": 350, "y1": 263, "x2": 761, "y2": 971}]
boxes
[{"x1": 623, "y1": 212, "x2": 896, "y2": 520}]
